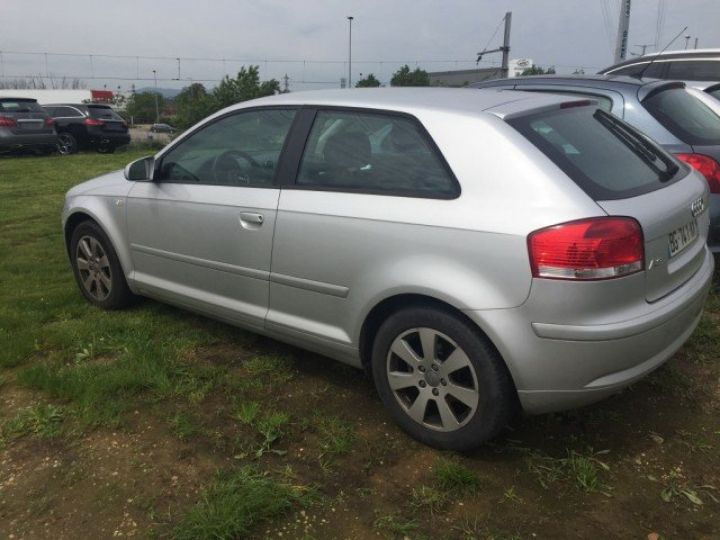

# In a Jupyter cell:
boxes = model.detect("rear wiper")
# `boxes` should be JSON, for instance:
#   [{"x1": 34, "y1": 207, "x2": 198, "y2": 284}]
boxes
[{"x1": 595, "y1": 110, "x2": 679, "y2": 181}]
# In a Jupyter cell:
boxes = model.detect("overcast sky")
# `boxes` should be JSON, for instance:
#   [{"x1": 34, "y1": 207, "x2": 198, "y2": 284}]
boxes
[{"x1": 1, "y1": 0, "x2": 719, "y2": 92}]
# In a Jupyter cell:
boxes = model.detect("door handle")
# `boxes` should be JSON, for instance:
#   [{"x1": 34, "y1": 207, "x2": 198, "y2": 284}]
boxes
[{"x1": 239, "y1": 212, "x2": 264, "y2": 226}]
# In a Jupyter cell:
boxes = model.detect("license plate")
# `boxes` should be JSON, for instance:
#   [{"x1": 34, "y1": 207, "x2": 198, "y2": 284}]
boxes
[{"x1": 668, "y1": 219, "x2": 698, "y2": 258}]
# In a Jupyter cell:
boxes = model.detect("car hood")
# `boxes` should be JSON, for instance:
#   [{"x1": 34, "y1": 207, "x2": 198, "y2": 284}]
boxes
[{"x1": 66, "y1": 169, "x2": 132, "y2": 198}]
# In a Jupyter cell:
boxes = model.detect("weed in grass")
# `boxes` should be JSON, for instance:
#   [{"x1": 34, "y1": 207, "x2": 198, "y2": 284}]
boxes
[
  {"x1": 316, "y1": 416, "x2": 355, "y2": 469},
  {"x1": 374, "y1": 512, "x2": 419, "y2": 538},
  {"x1": 500, "y1": 486, "x2": 523, "y2": 504},
  {"x1": 233, "y1": 401, "x2": 261, "y2": 425},
  {"x1": 2, "y1": 403, "x2": 64, "y2": 440},
  {"x1": 174, "y1": 467, "x2": 312, "y2": 540},
  {"x1": 169, "y1": 411, "x2": 201, "y2": 441},
  {"x1": 244, "y1": 354, "x2": 295, "y2": 382},
  {"x1": 650, "y1": 467, "x2": 717, "y2": 506},
  {"x1": 410, "y1": 485, "x2": 447, "y2": 516},
  {"x1": 525, "y1": 449, "x2": 611, "y2": 494},
  {"x1": 433, "y1": 456, "x2": 481, "y2": 495}
]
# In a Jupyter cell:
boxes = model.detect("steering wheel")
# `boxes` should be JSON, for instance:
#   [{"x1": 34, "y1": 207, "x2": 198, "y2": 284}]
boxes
[{"x1": 211, "y1": 150, "x2": 260, "y2": 185}]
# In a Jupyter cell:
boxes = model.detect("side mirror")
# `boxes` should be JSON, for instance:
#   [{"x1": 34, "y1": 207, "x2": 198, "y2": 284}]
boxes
[{"x1": 124, "y1": 156, "x2": 155, "y2": 181}]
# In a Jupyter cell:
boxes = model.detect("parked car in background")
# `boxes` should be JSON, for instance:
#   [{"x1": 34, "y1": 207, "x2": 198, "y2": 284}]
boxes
[
  {"x1": 0, "y1": 97, "x2": 57, "y2": 155},
  {"x1": 472, "y1": 75, "x2": 720, "y2": 252},
  {"x1": 598, "y1": 49, "x2": 720, "y2": 87},
  {"x1": 62, "y1": 88, "x2": 713, "y2": 449},
  {"x1": 150, "y1": 123, "x2": 176, "y2": 134},
  {"x1": 43, "y1": 103, "x2": 130, "y2": 155}
]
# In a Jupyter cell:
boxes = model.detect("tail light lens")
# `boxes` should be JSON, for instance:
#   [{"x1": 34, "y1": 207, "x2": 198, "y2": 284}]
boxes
[
  {"x1": 44, "y1": 117, "x2": 55, "y2": 127},
  {"x1": 84, "y1": 117, "x2": 104, "y2": 126},
  {"x1": 528, "y1": 217, "x2": 644, "y2": 280},
  {"x1": 0, "y1": 116, "x2": 17, "y2": 127},
  {"x1": 674, "y1": 153, "x2": 720, "y2": 193}
]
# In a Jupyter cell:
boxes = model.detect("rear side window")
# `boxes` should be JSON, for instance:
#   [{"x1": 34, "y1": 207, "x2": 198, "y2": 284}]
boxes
[
  {"x1": 508, "y1": 106, "x2": 681, "y2": 200},
  {"x1": 708, "y1": 88, "x2": 720, "y2": 101},
  {"x1": 608, "y1": 62, "x2": 663, "y2": 78},
  {"x1": 296, "y1": 110, "x2": 458, "y2": 198},
  {"x1": 0, "y1": 100, "x2": 43, "y2": 113},
  {"x1": 609, "y1": 63, "x2": 647, "y2": 76},
  {"x1": 88, "y1": 106, "x2": 123, "y2": 120},
  {"x1": 666, "y1": 60, "x2": 720, "y2": 80},
  {"x1": 643, "y1": 88, "x2": 720, "y2": 145},
  {"x1": 54, "y1": 106, "x2": 83, "y2": 117}
]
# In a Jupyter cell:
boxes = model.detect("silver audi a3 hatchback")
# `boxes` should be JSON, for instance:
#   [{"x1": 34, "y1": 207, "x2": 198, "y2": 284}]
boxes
[{"x1": 63, "y1": 88, "x2": 714, "y2": 450}]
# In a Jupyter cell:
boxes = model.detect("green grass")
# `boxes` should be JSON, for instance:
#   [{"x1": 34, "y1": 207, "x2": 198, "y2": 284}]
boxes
[
  {"x1": 1, "y1": 403, "x2": 64, "y2": 440},
  {"x1": 433, "y1": 455, "x2": 481, "y2": 494},
  {"x1": 174, "y1": 467, "x2": 312, "y2": 540}
]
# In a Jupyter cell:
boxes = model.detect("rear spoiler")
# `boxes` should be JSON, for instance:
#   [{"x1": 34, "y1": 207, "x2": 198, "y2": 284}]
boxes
[
  {"x1": 637, "y1": 80, "x2": 685, "y2": 102},
  {"x1": 488, "y1": 96, "x2": 598, "y2": 121}
]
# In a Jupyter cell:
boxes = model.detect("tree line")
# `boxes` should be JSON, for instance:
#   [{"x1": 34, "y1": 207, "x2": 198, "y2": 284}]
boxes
[{"x1": 124, "y1": 63, "x2": 556, "y2": 128}]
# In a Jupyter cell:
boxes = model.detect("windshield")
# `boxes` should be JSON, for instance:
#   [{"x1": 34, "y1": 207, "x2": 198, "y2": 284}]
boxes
[
  {"x1": 88, "y1": 106, "x2": 123, "y2": 120},
  {"x1": 0, "y1": 100, "x2": 44, "y2": 113},
  {"x1": 643, "y1": 88, "x2": 720, "y2": 146},
  {"x1": 508, "y1": 106, "x2": 682, "y2": 200}
]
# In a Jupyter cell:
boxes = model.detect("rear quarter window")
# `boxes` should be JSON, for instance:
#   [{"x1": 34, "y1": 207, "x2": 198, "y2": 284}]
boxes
[
  {"x1": 508, "y1": 106, "x2": 681, "y2": 200},
  {"x1": 643, "y1": 88, "x2": 720, "y2": 146}
]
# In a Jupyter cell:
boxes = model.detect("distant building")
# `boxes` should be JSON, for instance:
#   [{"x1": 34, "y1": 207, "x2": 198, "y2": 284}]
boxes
[
  {"x1": 428, "y1": 67, "x2": 504, "y2": 87},
  {"x1": 0, "y1": 89, "x2": 115, "y2": 104},
  {"x1": 428, "y1": 58, "x2": 534, "y2": 86},
  {"x1": 508, "y1": 58, "x2": 534, "y2": 78}
]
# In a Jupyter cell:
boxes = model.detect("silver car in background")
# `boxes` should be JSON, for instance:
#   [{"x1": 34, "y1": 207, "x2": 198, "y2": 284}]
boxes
[{"x1": 62, "y1": 89, "x2": 714, "y2": 450}]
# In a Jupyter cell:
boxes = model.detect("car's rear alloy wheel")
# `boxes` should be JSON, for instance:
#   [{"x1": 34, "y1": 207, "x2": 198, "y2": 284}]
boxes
[
  {"x1": 372, "y1": 306, "x2": 515, "y2": 450},
  {"x1": 387, "y1": 328, "x2": 479, "y2": 431},
  {"x1": 57, "y1": 133, "x2": 78, "y2": 155},
  {"x1": 70, "y1": 221, "x2": 134, "y2": 309}
]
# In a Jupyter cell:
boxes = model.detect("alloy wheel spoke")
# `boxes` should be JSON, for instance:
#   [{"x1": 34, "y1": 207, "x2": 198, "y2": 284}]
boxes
[
  {"x1": 406, "y1": 392, "x2": 429, "y2": 424},
  {"x1": 391, "y1": 338, "x2": 422, "y2": 367},
  {"x1": 76, "y1": 257, "x2": 89, "y2": 271},
  {"x1": 446, "y1": 382, "x2": 478, "y2": 408},
  {"x1": 79, "y1": 239, "x2": 92, "y2": 259},
  {"x1": 387, "y1": 371, "x2": 416, "y2": 390},
  {"x1": 436, "y1": 397, "x2": 461, "y2": 430},
  {"x1": 418, "y1": 328, "x2": 436, "y2": 361},
  {"x1": 97, "y1": 255, "x2": 110, "y2": 269},
  {"x1": 442, "y1": 347, "x2": 471, "y2": 375},
  {"x1": 82, "y1": 273, "x2": 95, "y2": 292},
  {"x1": 97, "y1": 271, "x2": 112, "y2": 290}
]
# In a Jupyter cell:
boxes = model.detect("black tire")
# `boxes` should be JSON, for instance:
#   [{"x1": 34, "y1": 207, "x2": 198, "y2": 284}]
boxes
[
  {"x1": 57, "y1": 132, "x2": 78, "y2": 155},
  {"x1": 97, "y1": 144, "x2": 116, "y2": 154},
  {"x1": 69, "y1": 221, "x2": 134, "y2": 309},
  {"x1": 371, "y1": 306, "x2": 515, "y2": 450}
]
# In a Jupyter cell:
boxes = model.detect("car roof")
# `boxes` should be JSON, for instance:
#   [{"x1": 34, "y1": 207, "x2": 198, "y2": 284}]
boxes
[
  {"x1": 600, "y1": 49, "x2": 720, "y2": 73},
  {"x1": 476, "y1": 74, "x2": 658, "y2": 87},
  {"x1": 233, "y1": 87, "x2": 586, "y2": 118},
  {"x1": 0, "y1": 97, "x2": 38, "y2": 102}
]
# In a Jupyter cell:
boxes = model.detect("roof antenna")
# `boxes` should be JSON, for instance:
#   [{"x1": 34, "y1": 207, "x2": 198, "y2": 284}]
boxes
[{"x1": 638, "y1": 25, "x2": 687, "y2": 79}]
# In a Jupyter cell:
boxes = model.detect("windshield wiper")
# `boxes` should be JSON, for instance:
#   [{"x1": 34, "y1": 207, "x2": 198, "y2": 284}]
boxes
[{"x1": 595, "y1": 110, "x2": 679, "y2": 181}]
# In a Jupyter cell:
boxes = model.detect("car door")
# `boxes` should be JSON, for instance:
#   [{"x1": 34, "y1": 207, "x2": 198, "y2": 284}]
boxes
[
  {"x1": 266, "y1": 107, "x2": 467, "y2": 361},
  {"x1": 126, "y1": 107, "x2": 297, "y2": 330}
]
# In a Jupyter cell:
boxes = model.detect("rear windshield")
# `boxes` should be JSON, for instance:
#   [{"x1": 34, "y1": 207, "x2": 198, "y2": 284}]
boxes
[
  {"x1": 0, "y1": 100, "x2": 44, "y2": 113},
  {"x1": 88, "y1": 106, "x2": 123, "y2": 120},
  {"x1": 643, "y1": 88, "x2": 720, "y2": 146},
  {"x1": 508, "y1": 106, "x2": 682, "y2": 200},
  {"x1": 706, "y1": 88, "x2": 720, "y2": 101}
]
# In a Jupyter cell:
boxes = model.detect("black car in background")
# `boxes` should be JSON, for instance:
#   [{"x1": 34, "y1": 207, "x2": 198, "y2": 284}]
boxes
[
  {"x1": 43, "y1": 103, "x2": 130, "y2": 154},
  {"x1": 0, "y1": 97, "x2": 57, "y2": 155}
]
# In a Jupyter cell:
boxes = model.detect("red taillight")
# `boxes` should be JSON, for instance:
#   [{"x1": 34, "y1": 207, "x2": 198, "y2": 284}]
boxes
[
  {"x1": 0, "y1": 116, "x2": 17, "y2": 127},
  {"x1": 84, "y1": 117, "x2": 104, "y2": 126},
  {"x1": 44, "y1": 117, "x2": 54, "y2": 127},
  {"x1": 528, "y1": 217, "x2": 644, "y2": 280},
  {"x1": 675, "y1": 153, "x2": 720, "y2": 194}
]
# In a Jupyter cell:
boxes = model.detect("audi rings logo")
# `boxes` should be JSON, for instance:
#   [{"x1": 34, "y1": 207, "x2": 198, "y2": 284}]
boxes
[{"x1": 691, "y1": 197, "x2": 705, "y2": 218}]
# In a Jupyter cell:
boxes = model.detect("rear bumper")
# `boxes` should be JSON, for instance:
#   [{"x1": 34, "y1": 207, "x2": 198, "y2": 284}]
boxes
[
  {"x1": 0, "y1": 132, "x2": 57, "y2": 151},
  {"x1": 86, "y1": 127, "x2": 130, "y2": 147},
  {"x1": 465, "y1": 247, "x2": 714, "y2": 415}
]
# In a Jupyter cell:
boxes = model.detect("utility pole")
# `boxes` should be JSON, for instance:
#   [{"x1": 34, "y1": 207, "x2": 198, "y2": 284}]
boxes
[
  {"x1": 613, "y1": 0, "x2": 632, "y2": 63},
  {"x1": 476, "y1": 12, "x2": 512, "y2": 78},
  {"x1": 152, "y1": 69, "x2": 159, "y2": 124},
  {"x1": 694, "y1": 37, "x2": 699, "y2": 49},
  {"x1": 176, "y1": 58, "x2": 181, "y2": 80},
  {"x1": 282, "y1": 74, "x2": 290, "y2": 93},
  {"x1": 684, "y1": 35, "x2": 691, "y2": 49},
  {"x1": 501, "y1": 12, "x2": 512, "y2": 78},
  {"x1": 347, "y1": 16, "x2": 354, "y2": 88}
]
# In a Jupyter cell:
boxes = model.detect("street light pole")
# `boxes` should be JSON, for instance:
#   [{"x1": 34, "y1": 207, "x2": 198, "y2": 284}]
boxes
[
  {"x1": 152, "y1": 69, "x2": 159, "y2": 124},
  {"x1": 347, "y1": 16, "x2": 354, "y2": 88}
]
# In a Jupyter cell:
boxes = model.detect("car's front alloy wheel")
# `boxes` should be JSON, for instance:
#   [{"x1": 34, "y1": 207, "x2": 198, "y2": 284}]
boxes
[
  {"x1": 372, "y1": 306, "x2": 515, "y2": 450},
  {"x1": 70, "y1": 221, "x2": 134, "y2": 309},
  {"x1": 57, "y1": 133, "x2": 78, "y2": 155}
]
